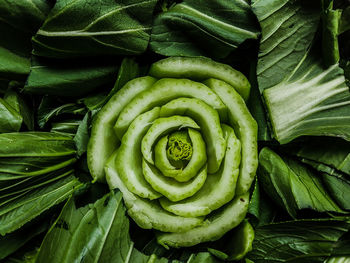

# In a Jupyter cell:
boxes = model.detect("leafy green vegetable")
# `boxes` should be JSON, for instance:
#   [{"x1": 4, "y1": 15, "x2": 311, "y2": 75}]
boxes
[
  {"x1": 322, "y1": 0, "x2": 341, "y2": 66},
  {"x1": 50, "y1": 120, "x2": 81, "y2": 136},
  {"x1": 0, "y1": 132, "x2": 76, "y2": 158},
  {"x1": 73, "y1": 113, "x2": 90, "y2": 157},
  {"x1": 32, "y1": 0, "x2": 158, "y2": 58},
  {"x1": 252, "y1": 0, "x2": 321, "y2": 92},
  {"x1": 321, "y1": 172, "x2": 350, "y2": 210},
  {"x1": 0, "y1": 98, "x2": 23, "y2": 133},
  {"x1": 247, "y1": 60, "x2": 271, "y2": 141},
  {"x1": 248, "y1": 178, "x2": 277, "y2": 226},
  {"x1": 87, "y1": 56, "x2": 258, "y2": 249},
  {"x1": 259, "y1": 147, "x2": 345, "y2": 217},
  {"x1": 36, "y1": 190, "x2": 218, "y2": 263},
  {"x1": 1, "y1": 0, "x2": 350, "y2": 260},
  {"x1": 0, "y1": 132, "x2": 80, "y2": 235},
  {"x1": 36, "y1": 191, "x2": 133, "y2": 263},
  {"x1": 24, "y1": 57, "x2": 119, "y2": 97},
  {"x1": 295, "y1": 138, "x2": 350, "y2": 175},
  {"x1": 247, "y1": 219, "x2": 350, "y2": 263},
  {"x1": 253, "y1": 0, "x2": 350, "y2": 144},
  {"x1": 37, "y1": 96, "x2": 86, "y2": 129},
  {"x1": 150, "y1": 0, "x2": 260, "y2": 59},
  {"x1": 0, "y1": 174, "x2": 81, "y2": 235},
  {"x1": 106, "y1": 57, "x2": 140, "y2": 103},
  {"x1": 0, "y1": 89, "x2": 34, "y2": 133},
  {"x1": 0, "y1": 0, "x2": 51, "y2": 81},
  {"x1": 263, "y1": 47, "x2": 350, "y2": 144},
  {"x1": 288, "y1": 138, "x2": 350, "y2": 210}
]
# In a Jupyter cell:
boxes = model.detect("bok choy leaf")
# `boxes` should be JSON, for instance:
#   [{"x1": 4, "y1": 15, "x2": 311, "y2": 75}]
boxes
[
  {"x1": 0, "y1": 132, "x2": 81, "y2": 235},
  {"x1": 253, "y1": 0, "x2": 350, "y2": 144},
  {"x1": 150, "y1": 0, "x2": 260, "y2": 59},
  {"x1": 36, "y1": 190, "x2": 219, "y2": 263},
  {"x1": 32, "y1": 0, "x2": 158, "y2": 58},
  {"x1": 0, "y1": 0, "x2": 51, "y2": 81}
]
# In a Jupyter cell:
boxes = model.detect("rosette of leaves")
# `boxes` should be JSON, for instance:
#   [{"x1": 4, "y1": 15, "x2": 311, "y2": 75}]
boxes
[{"x1": 87, "y1": 56, "x2": 258, "y2": 249}]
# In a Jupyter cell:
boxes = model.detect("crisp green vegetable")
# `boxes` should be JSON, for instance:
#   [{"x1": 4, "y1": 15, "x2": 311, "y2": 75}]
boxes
[
  {"x1": 150, "y1": 0, "x2": 260, "y2": 59},
  {"x1": 24, "y1": 57, "x2": 119, "y2": 97},
  {"x1": 87, "y1": 76, "x2": 157, "y2": 183},
  {"x1": 0, "y1": 132, "x2": 80, "y2": 235},
  {"x1": 1, "y1": 0, "x2": 350, "y2": 261},
  {"x1": 259, "y1": 147, "x2": 345, "y2": 217},
  {"x1": 0, "y1": 91, "x2": 33, "y2": 133},
  {"x1": 36, "y1": 190, "x2": 223, "y2": 263},
  {"x1": 252, "y1": 0, "x2": 350, "y2": 144},
  {"x1": 247, "y1": 219, "x2": 350, "y2": 263},
  {"x1": 0, "y1": 0, "x2": 50, "y2": 83},
  {"x1": 32, "y1": 0, "x2": 158, "y2": 58},
  {"x1": 88, "y1": 56, "x2": 258, "y2": 248}
]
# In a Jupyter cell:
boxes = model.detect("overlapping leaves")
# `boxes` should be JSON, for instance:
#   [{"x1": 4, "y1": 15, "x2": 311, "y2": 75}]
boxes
[
  {"x1": 252, "y1": 0, "x2": 350, "y2": 144},
  {"x1": 150, "y1": 0, "x2": 260, "y2": 59}
]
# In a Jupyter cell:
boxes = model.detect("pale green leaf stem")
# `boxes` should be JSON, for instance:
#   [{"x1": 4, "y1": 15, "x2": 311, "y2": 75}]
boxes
[{"x1": 87, "y1": 56, "x2": 257, "y2": 250}]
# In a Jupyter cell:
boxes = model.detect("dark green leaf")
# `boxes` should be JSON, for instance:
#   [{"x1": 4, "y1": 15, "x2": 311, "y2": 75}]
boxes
[
  {"x1": 37, "y1": 96, "x2": 86, "y2": 128},
  {"x1": 259, "y1": 148, "x2": 299, "y2": 217},
  {"x1": 263, "y1": 47, "x2": 350, "y2": 144},
  {"x1": 0, "y1": 170, "x2": 74, "y2": 205},
  {"x1": 80, "y1": 92, "x2": 108, "y2": 113},
  {"x1": 331, "y1": 231, "x2": 350, "y2": 256},
  {"x1": 0, "y1": 132, "x2": 76, "y2": 157},
  {"x1": 247, "y1": 219, "x2": 350, "y2": 263},
  {"x1": 73, "y1": 113, "x2": 90, "y2": 157},
  {"x1": 253, "y1": 0, "x2": 350, "y2": 143},
  {"x1": 0, "y1": 98, "x2": 22, "y2": 133},
  {"x1": 295, "y1": 138, "x2": 350, "y2": 175},
  {"x1": 24, "y1": 57, "x2": 119, "y2": 97},
  {"x1": 0, "y1": 174, "x2": 82, "y2": 235},
  {"x1": 0, "y1": 156, "x2": 75, "y2": 178},
  {"x1": 6, "y1": 248, "x2": 39, "y2": 263},
  {"x1": 322, "y1": 2, "x2": 341, "y2": 66},
  {"x1": 36, "y1": 191, "x2": 167, "y2": 263},
  {"x1": 186, "y1": 252, "x2": 222, "y2": 263},
  {"x1": 51, "y1": 120, "x2": 82, "y2": 136},
  {"x1": 32, "y1": 0, "x2": 158, "y2": 58},
  {"x1": 321, "y1": 173, "x2": 350, "y2": 210},
  {"x1": 252, "y1": 0, "x2": 321, "y2": 93},
  {"x1": 0, "y1": 0, "x2": 51, "y2": 80},
  {"x1": 259, "y1": 147, "x2": 344, "y2": 217},
  {"x1": 150, "y1": 0, "x2": 260, "y2": 59},
  {"x1": 4, "y1": 91, "x2": 34, "y2": 131},
  {"x1": 248, "y1": 178, "x2": 277, "y2": 226},
  {"x1": 247, "y1": 60, "x2": 271, "y2": 141},
  {"x1": 0, "y1": 132, "x2": 77, "y2": 203}
]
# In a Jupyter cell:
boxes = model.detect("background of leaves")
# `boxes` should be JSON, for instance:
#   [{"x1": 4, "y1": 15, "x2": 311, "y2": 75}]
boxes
[{"x1": 0, "y1": 0, "x2": 349, "y2": 262}]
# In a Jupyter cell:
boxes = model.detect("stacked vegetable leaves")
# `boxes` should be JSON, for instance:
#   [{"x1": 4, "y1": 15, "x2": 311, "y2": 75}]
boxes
[{"x1": 0, "y1": 0, "x2": 349, "y2": 262}]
